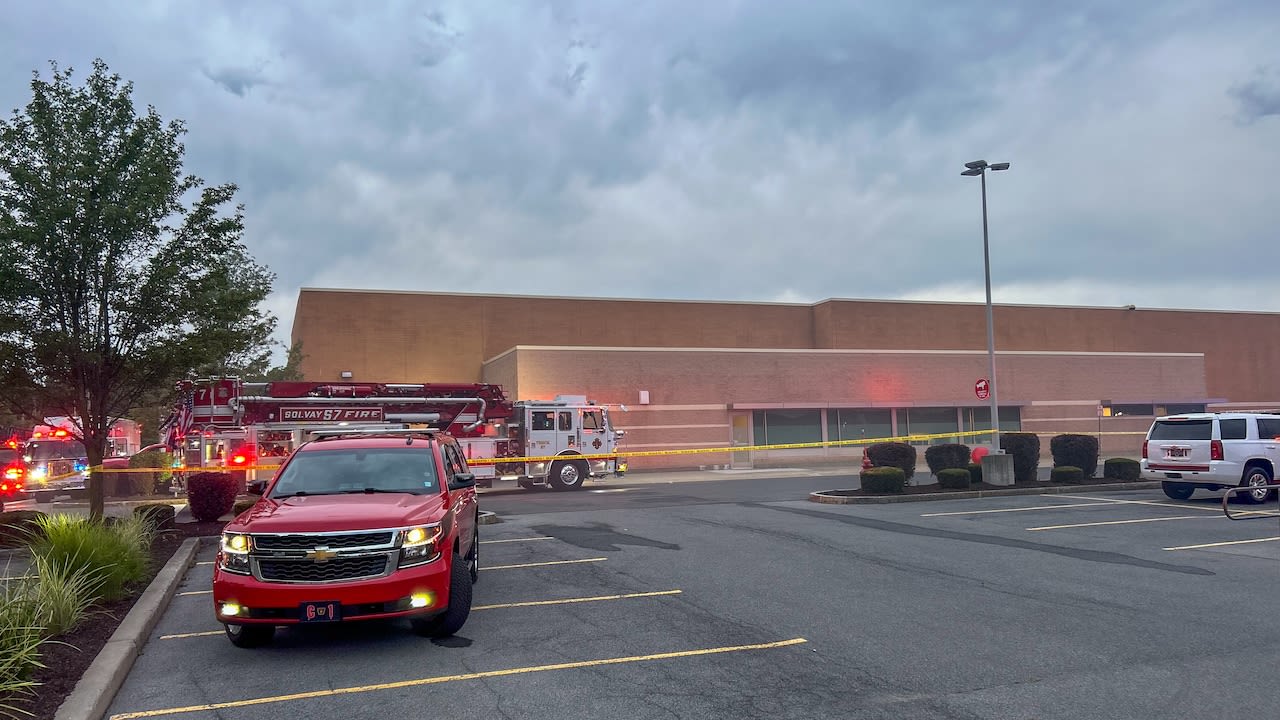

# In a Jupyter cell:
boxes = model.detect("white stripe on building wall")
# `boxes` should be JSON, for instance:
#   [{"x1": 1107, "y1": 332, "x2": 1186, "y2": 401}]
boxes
[
  {"x1": 620, "y1": 424, "x2": 730, "y2": 430},
  {"x1": 624, "y1": 442, "x2": 732, "y2": 449},
  {"x1": 620, "y1": 404, "x2": 728, "y2": 412}
]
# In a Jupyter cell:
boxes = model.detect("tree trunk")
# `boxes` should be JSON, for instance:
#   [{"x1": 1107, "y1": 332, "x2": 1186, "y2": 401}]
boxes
[{"x1": 86, "y1": 443, "x2": 105, "y2": 521}]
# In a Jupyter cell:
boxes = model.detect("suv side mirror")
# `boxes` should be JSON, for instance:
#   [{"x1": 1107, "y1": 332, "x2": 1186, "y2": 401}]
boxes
[
  {"x1": 448, "y1": 472, "x2": 476, "y2": 491},
  {"x1": 246, "y1": 479, "x2": 267, "y2": 496}
]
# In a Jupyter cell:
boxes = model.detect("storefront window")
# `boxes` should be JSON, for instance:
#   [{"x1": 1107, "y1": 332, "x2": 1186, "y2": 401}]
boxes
[
  {"x1": 964, "y1": 406, "x2": 1022, "y2": 434},
  {"x1": 833, "y1": 409, "x2": 892, "y2": 443},
  {"x1": 751, "y1": 409, "x2": 822, "y2": 446},
  {"x1": 904, "y1": 407, "x2": 960, "y2": 445}
]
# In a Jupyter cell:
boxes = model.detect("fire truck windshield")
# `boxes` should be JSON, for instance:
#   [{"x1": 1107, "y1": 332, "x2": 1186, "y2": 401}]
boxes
[
  {"x1": 268, "y1": 449, "x2": 439, "y2": 498},
  {"x1": 24, "y1": 440, "x2": 87, "y2": 462}
]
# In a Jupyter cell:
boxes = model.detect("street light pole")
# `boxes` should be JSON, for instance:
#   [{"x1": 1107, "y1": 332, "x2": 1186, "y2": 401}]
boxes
[{"x1": 962, "y1": 160, "x2": 1009, "y2": 454}]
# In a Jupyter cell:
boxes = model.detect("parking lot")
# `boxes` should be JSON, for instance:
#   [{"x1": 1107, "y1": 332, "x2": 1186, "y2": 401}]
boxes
[{"x1": 106, "y1": 478, "x2": 1279, "y2": 720}]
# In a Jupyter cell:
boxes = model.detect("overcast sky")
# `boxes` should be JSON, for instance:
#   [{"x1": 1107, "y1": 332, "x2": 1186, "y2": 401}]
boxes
[{"x1": 4, "y1": 1, "x2": 1279, "y2": 359}]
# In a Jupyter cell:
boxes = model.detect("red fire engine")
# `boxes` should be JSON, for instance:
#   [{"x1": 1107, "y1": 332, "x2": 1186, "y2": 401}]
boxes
[{"x1": 165, "y1": 378, "x2": 627, "y2": 491}]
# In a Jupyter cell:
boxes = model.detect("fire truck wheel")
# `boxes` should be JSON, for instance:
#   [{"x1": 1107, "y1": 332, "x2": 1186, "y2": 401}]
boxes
[
  {"x1": 411, "y1": 550, "x2": 472, "y2": 638},
  {"x1": 549, "y1": 460, "x2": 587, "y2": 491},
  {"x1": 224, "y1": 623, "x2": 275, "y2": 648}
]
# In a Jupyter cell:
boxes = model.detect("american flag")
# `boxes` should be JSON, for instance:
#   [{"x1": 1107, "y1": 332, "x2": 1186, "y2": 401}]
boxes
[
  {"x1": 176, "y1": 391, "x2": 194, "y2": 438},
  {"x1": 161, "y1": 391, "x2": 195, "y2": 451}
]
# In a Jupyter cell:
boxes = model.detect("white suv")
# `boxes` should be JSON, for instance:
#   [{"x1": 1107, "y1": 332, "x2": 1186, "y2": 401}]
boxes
[{"x1": 1141, "y1": 413, "x2": 1280, "y2": 503}]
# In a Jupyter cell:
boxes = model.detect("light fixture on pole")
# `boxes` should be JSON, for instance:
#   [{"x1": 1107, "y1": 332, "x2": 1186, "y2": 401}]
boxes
[{"x1": 961, "y1": 159, "x2": 1010, "y2": 453}]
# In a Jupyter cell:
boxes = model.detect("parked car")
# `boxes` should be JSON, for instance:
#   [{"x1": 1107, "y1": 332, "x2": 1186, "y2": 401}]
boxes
[
  {"x1": 212, "y1": 428, "x2": 478, "y2": 648},
  {"x1": 1141, "y1": 413, "x2": 1280, "y2": 503},
  {"x1": 1, "y1": 444, "x2": 31, "y2": 511}
]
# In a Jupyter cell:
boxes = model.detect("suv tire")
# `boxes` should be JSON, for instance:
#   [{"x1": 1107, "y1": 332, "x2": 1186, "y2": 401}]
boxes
[
  {"x1": 1240, "y1": 465, "x2": 1274, "y2": 504},
  {"x1": 411, "y1": 550, "x2": 472, "y2": 638},
  {"x1": 1162, "y1": 482, "x2": 1195, "y2": 501},
  {"x1": 468, "y1": 526, "x2": 479, "y2": 584},
  {"x1": 225, "y1": 623, "x2": 275, "y2": 648},
  {"x1": 548, "y1": 459, "x2": 587, "y2": 491}
]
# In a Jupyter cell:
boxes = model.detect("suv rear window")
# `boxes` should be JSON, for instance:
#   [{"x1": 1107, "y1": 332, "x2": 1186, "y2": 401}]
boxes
[
  {"x1": 1149, "y1": 419, "x2": 1212, "y2": 441},
  {"x1": 269, "y1": 448, "x2": 439, "y2": 498}
]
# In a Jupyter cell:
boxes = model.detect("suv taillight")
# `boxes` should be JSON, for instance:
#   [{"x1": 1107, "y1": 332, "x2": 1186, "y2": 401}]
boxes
[
  {"x1": 1141, "y1": 441, "x2": 1148, "y2": 459},
  {"x1": 1210, "y1": 440, "x2": 1224, "y2": 461}
]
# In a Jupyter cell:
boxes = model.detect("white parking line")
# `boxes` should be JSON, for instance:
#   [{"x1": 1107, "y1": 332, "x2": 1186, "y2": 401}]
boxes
[
  {"x1": 1164, "y1": 536, "x2": 1280, "y2": 551},
  {"x1": 921, "y1": 501, "x2": 1124, "y2": 517},
  {"x1": 1046, "y1": 494, "x2": 1279, "y2": 515},
  {"x1": 1027, "y1": 515, "x2": 1205, "y2": 531}
]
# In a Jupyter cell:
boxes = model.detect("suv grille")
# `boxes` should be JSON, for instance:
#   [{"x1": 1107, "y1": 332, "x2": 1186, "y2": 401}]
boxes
[
  {"x1": 254, "y1": 532, "x2": 395, "y2": 551},
  {"x1": 256, "y1": 555, "x2": 391, "y2": 583}
]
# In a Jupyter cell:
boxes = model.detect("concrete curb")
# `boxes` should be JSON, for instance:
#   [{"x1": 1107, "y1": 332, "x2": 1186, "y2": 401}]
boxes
[
  {"x1": 54, "y1": 536, "x2": 202, "y2": 720},
  {"x1": 477, "y1": 510, "x2": 502, "y2": 525},
  {"x1": 809, "y1": 481, "x2": 1162, "y2": 504}
]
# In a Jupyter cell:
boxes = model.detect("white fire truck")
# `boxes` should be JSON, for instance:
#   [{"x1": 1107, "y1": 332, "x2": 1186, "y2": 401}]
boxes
[{"x1": 164, "y1": 378, "x2": 627, "y2": 491}]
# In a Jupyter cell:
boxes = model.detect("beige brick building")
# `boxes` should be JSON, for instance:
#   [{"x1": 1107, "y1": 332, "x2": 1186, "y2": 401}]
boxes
[{"x1": 291, "y1": 288, "x2": 1280, "y2": 469}]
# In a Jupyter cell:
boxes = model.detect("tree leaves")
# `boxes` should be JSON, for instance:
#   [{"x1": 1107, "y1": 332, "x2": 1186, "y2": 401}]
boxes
[{"x1": 0, "y1": 59, "x2": 278, "y2": 518}]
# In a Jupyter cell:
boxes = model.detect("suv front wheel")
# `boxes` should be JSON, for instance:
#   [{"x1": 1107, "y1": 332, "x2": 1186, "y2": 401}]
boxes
[{"x1": 410, "y1": 549, "x2": 473, "y2": 638}]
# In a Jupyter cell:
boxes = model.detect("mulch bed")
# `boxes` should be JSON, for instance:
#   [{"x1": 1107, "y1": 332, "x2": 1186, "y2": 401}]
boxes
[
  {"x1": 833, "y1": 475, "x2": 1143, "y2": 497},
  {"x1": 14, "y1": 521, "x2": 225, "y2": 720}
]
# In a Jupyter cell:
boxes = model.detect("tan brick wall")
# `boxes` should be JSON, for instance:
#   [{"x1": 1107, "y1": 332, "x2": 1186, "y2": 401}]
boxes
[
  {"x1": 490, "y1": 347, "x2": 1202, "y2": 469},
  {"x1": 293, "y1": 289, "x2": 1272, "y2": 403}
]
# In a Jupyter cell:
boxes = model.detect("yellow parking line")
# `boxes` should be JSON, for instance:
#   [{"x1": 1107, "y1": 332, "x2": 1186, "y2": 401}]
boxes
[
  {"x1": 108, "y1": 637, "x2": 809, "y2": 719},
  {"x1": 1048, "y1": 495, "x2": 1224, "y2": 513},
  {"x1": 177, "y1": 590, "x2": 211, "y2": 597},
  {"x1": 161, "y1": 590, "x2": 684, "y2": 640},
  {"x1": 921, "y1": 501, "x2": 1122, "y2": 517},
  {"x1": 196, "y1": 561, "x2": 214, "y2": 566},
  {"x1": 1164, "y1": 537, "x2": 1280, "y2": 551},
  {"x1": 482, "y1": 558, "x2": 607, "y2": 571},
  {"x1": 479, "y1": 536, "x2": 555, "y2": 545},
  {"x1": 474, "y1": 589, "x2": 681, "y2": 610},
  {"x1": 1027, "y1": 515, "x2": 1205, "y2": 531}
]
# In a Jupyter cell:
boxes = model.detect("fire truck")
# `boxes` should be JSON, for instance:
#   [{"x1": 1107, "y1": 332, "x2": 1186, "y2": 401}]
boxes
[
  {"x1": 166, "y1": 378, "x2": 627, "y2": 491},
  {"x1": 22, "y1": 417, "x2": 142, "y2": 500}
]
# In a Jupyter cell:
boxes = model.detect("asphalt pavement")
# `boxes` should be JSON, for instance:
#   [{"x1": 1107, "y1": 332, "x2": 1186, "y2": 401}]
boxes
[{"x1": 104, "y1": 475, "x2": 1279, "y2": 720}]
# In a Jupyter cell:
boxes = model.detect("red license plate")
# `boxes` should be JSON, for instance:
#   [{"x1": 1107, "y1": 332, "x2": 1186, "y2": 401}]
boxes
[{"x1": 300, "y1": 601, "x2": 342, "y2": 623}]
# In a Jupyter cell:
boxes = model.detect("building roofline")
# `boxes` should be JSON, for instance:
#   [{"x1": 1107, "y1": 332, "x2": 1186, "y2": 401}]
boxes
[
  {"x1": 481, "y1": 345, "x2": 1205, "y2": 364},
  {"x1": 297, "y1": 286, "x2": 1280, "y2": 317}
]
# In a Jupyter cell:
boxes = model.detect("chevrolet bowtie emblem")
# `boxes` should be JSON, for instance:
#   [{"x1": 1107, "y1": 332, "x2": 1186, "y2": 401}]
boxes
[{"x1": 306, "y1": 546, "x2": 337, "y2": 563}]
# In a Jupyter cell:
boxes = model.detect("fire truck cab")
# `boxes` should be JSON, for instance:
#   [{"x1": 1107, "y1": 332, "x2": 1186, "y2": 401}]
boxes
[{"x1": 165, "y1": 379, "x2": 627, "y2": 492}]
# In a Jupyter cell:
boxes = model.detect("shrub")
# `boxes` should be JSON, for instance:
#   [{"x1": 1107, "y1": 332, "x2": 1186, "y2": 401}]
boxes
[
  {"x1": 1104, "y1": 457, "x2": 1141, "y2": 482},
  {"x1": 0, "y1": 578, "x2": 44, "y2": 713},
  {"x1": 1050, "y1": 465, "x2": 1085, "y2": 484},
  {"x1": 967, "y1": 462, "x2": 983, "y2": 485},
  {"x1": 860, "y1": 466, "x2": 906, "y2": 494},
  {"x1": 134, "y1": 503, "x2": 177, "y2": 532},
  {"x1": 937, "y1": 468, "x2": 971, "y2": 489},
  {"x1": 30, "y1": 514, "x2": 154, "y2": 602},
  {"x1": 27, "y1": 555, "x2": 102, "y2": 637},
  {"x1": 866, "y1": 442, "x2": 917, "y2": 480},
  {"x1": 232, "y1": 497, "x2": 258, "y2": 517},
  {"x1": 128, "y1": 450, "x2": 174, "y2": 496},
  {"x1": 0, "y1": 510, "x2": 46, "y2": 549},
  {"x1": 187, "y1": 472, "x2": 238, "y2": 522},
  {"x1": 1050, "y1": 434, "x2": 1100, "y2": 478},
  {"x1": 1000, "y1": 433, "x2": 1041, "y2": 483},
  {"x1": 925, "y1": 444, "x2": 971, "y2": 475}
]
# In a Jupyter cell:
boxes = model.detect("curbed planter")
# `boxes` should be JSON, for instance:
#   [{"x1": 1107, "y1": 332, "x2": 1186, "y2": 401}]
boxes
[{"x1": 809, "y1": 481, "x2": 1161, "y2": 504}]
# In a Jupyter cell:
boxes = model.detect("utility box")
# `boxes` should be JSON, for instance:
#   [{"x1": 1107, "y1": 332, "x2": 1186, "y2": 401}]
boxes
[{"x1": 982, "y1": 453, "x2": 1015, "y2": 486}]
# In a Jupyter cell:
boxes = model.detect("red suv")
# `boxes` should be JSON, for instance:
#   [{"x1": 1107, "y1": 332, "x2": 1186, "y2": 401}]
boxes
[{"x1": 213, "y1": 429, "x2": 479, "y2": 648}]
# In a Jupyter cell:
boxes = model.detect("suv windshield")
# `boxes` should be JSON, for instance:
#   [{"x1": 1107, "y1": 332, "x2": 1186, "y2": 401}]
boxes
[
  {"x1": 268, "y1": 448, "x2": 439, "y2": 498},
  {"x1": 1149, "y1": 419, "x2": 1213, "y2": 441},
  {"x1": 24, "y1": 440, "x2": 87, "y2": 461}
]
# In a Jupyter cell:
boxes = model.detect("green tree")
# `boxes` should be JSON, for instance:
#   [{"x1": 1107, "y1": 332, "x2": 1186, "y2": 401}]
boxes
[{"x1": 0, "y1": 59, "x2": 276, "y2": 519}]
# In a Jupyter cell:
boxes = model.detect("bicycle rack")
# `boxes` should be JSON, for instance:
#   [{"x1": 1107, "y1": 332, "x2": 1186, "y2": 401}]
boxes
[{"x1": 1221, "y1": 484, "x2": 1280, "y2": 521}]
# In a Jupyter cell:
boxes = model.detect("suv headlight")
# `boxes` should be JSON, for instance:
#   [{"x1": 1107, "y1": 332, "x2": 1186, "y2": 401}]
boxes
[
  {"x1": 398, "y1": 524, "x2": 442, "y2": 567},
  {"x1": 219, "y1": 533, "x2": 251, "y2": 574}
]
